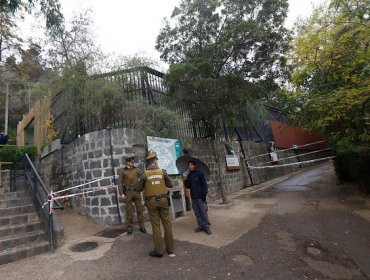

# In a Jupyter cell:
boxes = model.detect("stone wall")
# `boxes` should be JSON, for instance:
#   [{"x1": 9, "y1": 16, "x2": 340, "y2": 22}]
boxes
[
  {"x1": 36, "y1": 127, "x2": 327, "y2": 225},
  {"x1": 0, "y1": 170, "x2": 10, "y2": 193}
]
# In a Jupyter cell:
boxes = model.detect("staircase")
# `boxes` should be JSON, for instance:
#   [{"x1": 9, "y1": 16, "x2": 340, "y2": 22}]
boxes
[{"x1": 0, "y1": 190, "x2": 49, "y2": 265}]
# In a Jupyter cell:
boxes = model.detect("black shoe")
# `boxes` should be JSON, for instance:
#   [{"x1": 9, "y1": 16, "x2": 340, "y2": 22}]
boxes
[
  {"x1": 194, "y1": 227, "x2": 204, "y2": 233},
  {"x1": 149, "y1": 251, "x2": 163, "y2": 258},
  {"x1": 205, "y1": 228, "x2": 212, "y2": 235},
  {"x1": 127, "y1": 228, "x2": 133, "y2": 235},
  {"x1": 140, "y1": 228, "x2": 147, "y2": 233}
]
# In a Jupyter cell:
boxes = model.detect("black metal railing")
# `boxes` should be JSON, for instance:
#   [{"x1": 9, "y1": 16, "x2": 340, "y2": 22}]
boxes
[{"x1": 11, "y1": 154, "x2": 63, "y2": 253}]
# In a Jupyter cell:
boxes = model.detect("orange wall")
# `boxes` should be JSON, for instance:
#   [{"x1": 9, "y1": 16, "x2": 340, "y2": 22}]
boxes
[{"x1": 270, "y1": 120, "x2": 327, "y2": 150}]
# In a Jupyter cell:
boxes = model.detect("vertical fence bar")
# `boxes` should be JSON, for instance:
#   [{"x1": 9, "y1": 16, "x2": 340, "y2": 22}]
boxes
[{"x1": 48, "y1": 197, "x2": 54, "y2": 253}]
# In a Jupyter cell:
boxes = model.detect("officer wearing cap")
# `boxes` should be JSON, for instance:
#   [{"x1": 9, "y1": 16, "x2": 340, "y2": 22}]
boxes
[
  {"x1": 141, "y1": 150, "x2": 174, "y2": 258},
  {"x1": 118, "y1": 154, "x2": 146, "y2": 235}
]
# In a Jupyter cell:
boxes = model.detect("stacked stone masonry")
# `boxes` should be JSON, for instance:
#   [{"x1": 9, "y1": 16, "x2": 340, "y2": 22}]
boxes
[{"x1": 35, "y1": 127, "x2": 329, "y2": 225}]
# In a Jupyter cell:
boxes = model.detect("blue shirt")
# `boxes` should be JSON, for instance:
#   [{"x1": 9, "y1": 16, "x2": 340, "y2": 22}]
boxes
[{"x1": 184, "y1": 170, "x2": 208, "y2": 199}]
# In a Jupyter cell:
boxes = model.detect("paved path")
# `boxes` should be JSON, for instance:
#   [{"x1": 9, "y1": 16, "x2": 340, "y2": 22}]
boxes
[{"x1": 0, "y1": 161, "x2": 369, "y2": 280}]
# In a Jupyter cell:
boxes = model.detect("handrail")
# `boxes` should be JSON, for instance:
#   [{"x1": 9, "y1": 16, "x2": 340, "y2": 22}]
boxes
[{"x1": 11, "y1": 153, "x2": 63, "y2": 253}]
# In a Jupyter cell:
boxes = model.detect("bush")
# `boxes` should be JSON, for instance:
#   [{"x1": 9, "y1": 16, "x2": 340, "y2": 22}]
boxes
[
  {"x1": 0, "y1": 146, "x2": 36, "y2": 163},
  {"x1": 334, "y1": 142, "x2": 370, "y2": 192}
]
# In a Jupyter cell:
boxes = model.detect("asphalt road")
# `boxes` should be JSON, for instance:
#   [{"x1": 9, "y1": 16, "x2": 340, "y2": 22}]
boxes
[{"x1": 1, "y1": 161, "x2": 369, "y2": 280}]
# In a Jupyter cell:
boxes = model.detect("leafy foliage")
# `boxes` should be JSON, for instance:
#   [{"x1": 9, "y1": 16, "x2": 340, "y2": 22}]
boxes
[
  {"x1": 165, "y1": 58, "x2": 260, "y2": 136},
  {"x1": 334, "y1": 141, "x2": 370, "y2": 191},
  {"x1": 51, "y1": 60, "x2": 181, "y2": 140},
  {"x1": 157, "y1": 0, "x2": 291, "y2": 138},
  {"x1": 286, "y1": 0, "x2": 370, "y2": 145},
  {"x1": 0, "y1": 11, "x2": 23, "y2": 63},
  {"x1": 0, "y1": 145, "x2": 36, "y2": 163},
  {"x1": 156, "y1": 0, "x2": 291, "y2": 85},
  {"x1": 44, "y1": 9, "x2": 101, "y2": 71},
  {"x1": 0, "y1": 0, "x2": 63, "y2": 30}
]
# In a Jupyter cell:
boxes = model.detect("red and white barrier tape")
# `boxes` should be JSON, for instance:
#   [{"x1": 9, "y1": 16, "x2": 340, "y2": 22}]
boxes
[
  {"x1": 253, "y1": 148, "x2": 333, "y2": 166},
  {"x1": 52, "y1": 177, "x2": 115, "y2": 195},
  {"x1": 247, "y1": 140, "x2": 326, "y2": 160},
  {"x1": 42, "y1": 185, "x2": 117, "y2": 213},
  {"x1": 248, "y1": 156, "x2": 335, "y2": 170}
]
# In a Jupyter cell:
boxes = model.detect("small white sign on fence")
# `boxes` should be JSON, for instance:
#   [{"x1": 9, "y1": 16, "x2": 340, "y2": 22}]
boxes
[{"x1": 225, "y1": 155, "x2": 240, "y2": 171}]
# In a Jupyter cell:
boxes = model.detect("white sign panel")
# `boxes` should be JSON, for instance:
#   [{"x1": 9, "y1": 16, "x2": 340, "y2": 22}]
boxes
[
  {"x1": 147, "y1": 136, "x2": 181, "y2": 175},
  {"x1": 226, "y1": 155, "x2": 240, "y2": 171}
]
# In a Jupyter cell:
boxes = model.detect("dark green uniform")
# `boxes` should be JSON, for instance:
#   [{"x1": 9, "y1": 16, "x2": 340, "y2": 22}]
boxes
[
  {"x1": 142, "y1": 163, "x2": 174, "y2": 255},
  {"x1": 118, "y1": 166, "x2": 145, "y2": 231}
]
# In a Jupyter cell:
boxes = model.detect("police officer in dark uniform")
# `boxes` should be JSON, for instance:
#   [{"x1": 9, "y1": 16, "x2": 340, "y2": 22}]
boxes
[
  {"x1": 141, "y1": 150, "x2": 174, "y2": 258},
  {"x1": 118, "y1": 154, "x2": 146, "y2": 235}
]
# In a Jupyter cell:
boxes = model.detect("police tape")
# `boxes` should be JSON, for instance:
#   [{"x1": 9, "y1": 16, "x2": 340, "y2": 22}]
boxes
[
  {"x1": 42, "y1": 184, "x2": 118, "y2": 213},
  {"x1": 52, "y1": 176, "x2": 115, "y2": 195},
  {"x1": 247, "y1": 156, "x2": 336, "y2": 170},
  {"x1": 247, "y1": 140, "x2": 326, "y2": 160},
  {"x1": 253, "y1": 148, "x2": 334, "y2": 166}
]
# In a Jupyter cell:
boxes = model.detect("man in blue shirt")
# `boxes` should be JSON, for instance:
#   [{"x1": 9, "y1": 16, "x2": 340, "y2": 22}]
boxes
[
  {"x1": 0, "y1": 130, "x2": 8, "y2": 145},
  {"x1": 184, "y1": 160, "x2": 212, "y2": 235}
]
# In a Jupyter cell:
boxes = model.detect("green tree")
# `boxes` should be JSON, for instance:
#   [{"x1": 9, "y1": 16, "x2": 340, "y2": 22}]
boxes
[
  {"x1": 109, "y1": 52, "x2": 159, "y2": 72},
  {"x1": 287, "y1": 0, "x2": 369, "y2": 145},
  {"x1": 44, "y1": 9, "x2": 101, "y2": 70},
  {"x1": 156, "y1": 0, "x2": 290, "y2": 137},
  {"x1": 156, "y1": 0, "x2": 290, "y2": 85},
  {"x1": 0, "y1": 0, "x2": 63, "y2": 30},
  {"x1": 0, "y1": 11, "x2": 22, "y2": 63}
]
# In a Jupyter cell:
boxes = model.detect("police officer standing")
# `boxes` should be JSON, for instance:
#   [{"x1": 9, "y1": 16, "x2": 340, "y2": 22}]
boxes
[
  {"x1": 141, "y1": 150, "x2": 175, "y2": 258},
  {"x1": 118, "y1": 154, "x2": 146, "y2": 235}
]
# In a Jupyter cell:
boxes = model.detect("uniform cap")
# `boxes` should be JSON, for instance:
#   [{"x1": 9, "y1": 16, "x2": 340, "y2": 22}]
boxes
[
  {"x1": 146, "y1": 150, "x2": 157, "y2": 160},
  {"x1": 124, "y1": 154, "x2": 135, "y2": 161}
]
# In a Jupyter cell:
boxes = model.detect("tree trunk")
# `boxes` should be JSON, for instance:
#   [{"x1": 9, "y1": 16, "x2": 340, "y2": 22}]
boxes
[{"x1": 211, "y1": 138, "x2": 229, "y2": 204}]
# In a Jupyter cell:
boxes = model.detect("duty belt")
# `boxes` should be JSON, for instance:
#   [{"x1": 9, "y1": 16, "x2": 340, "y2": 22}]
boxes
[
  {"x1": 124, "y1": 187, "x2": 138, "y2": 192},
  {"x1": 145, "y1": 194, "x2": 168, "y2": 201}
]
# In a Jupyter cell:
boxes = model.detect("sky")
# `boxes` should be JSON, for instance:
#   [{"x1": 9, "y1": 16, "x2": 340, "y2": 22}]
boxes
[{"x1": 39, "y1": 0, "x2": 327, "y2": 70}]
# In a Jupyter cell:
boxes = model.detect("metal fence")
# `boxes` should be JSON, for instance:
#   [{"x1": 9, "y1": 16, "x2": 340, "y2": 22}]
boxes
[{"x1": 50, "y1": 66, "x2": 286, "y2": 144}]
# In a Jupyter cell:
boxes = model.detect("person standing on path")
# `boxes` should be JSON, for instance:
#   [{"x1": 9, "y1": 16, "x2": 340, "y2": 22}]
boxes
[
  {"x1": 184, "y1": 160, "x2": 212, "y2": 235},
  {"x1": 118, "y1": 154, "x2": 146, "y2": 235},
  {"x1": 0, "y1": 130, "x2": 8, "y2": 145},
  {"x1": 141, "y1": 150, "x2": 175, "y2": 258}
]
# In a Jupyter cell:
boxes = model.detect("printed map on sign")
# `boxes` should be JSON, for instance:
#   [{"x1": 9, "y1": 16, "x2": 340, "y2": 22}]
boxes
[{"x1": 147, "y1": 136, "x2": 181, "y2": 175}]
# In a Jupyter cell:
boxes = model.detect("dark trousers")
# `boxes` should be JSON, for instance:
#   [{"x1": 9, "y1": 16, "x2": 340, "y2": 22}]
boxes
[
  {"x1": 191, "y1": 198, "x2": 210, "y2": 229},
  {"x1": 146, "y1": 198, "x2": 174, "y2": 255},
  {"x1": 125, "y1": 192, "x2": 144, "y2": 229}
]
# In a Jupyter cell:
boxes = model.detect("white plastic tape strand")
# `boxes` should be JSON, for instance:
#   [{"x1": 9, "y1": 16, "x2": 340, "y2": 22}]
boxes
[
  {"x1": 53, "y1": 176, "x2": 115, "y2": 195},
  {"x1": 247, "y1": 140, "x2": 326, "y2": 160},
  {"x1": 254, "y1": 148, "x2": 333, "y2": 166},
  {"x1": 248, "y1": 156, "x2": 336, "y2": 170}
]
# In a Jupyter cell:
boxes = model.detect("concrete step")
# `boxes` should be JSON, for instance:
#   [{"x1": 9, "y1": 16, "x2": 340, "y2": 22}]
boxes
[
  {"x1": 0, "y1": 212, "x2": 40, "y2": 227},
  {"x1": 0, "y1": 197, "x2": 33, "y2": 208},
  {"x1": 0, "y1": 229, "x2": 47, "y2": 251},
  {"x1": 0, "y1": 240, "x2": 50, "y2": 265},
  {"x1": 0, "y1": 221, "x2": 42, "y2": 238},
  {"x1": 0, "y1": 204, "x2": 35, "y2": 216},
  {"x1": 0, "y1": 188, "x2": 9, "y2": 194},
  {"x1": 0, "y1": 191, "x2": 31, "y2": 200}
]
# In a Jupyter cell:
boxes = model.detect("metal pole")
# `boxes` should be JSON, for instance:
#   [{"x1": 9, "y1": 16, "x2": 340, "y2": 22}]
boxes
[
  {"x1": 5, "y1": 82, "x2": 9, "y2": 135},
  {"x1": 293, "y1": 145, "x2": 302, "y2": 169},
  {"x1": 107, "y1": 127, "x2": 122, "y2": 224},
  {"x1": 235, "y1": 128, "x2": 254, "y2": 186},
  {"x1": 48, "y1": 201, "x2": 54, "y2": 253}
]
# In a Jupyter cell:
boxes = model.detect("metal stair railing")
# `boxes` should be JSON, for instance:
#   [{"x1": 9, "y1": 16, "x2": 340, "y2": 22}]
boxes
[{"x1": 10, "y1": 153, "x2": 63, "y2": 253}]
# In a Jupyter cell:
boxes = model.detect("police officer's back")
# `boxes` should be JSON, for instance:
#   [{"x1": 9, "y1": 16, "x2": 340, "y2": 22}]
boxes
[{"x1": 142, "y1": 150, "x2": 175, "y2": 257}]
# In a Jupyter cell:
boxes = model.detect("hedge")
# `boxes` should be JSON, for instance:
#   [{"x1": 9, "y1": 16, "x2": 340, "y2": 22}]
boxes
[
  {"x1": 0, "y1": 146, "x2": 36, "y2": 163},
  {"x1": 334, "y1": 142, "x2": 370, "y2": 192}
]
